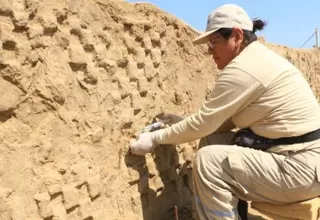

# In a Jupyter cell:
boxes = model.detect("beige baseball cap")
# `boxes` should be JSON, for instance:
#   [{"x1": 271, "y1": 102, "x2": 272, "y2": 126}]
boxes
[{"x1": 192, "y1": 4, "x2": 253, "y2": 45}]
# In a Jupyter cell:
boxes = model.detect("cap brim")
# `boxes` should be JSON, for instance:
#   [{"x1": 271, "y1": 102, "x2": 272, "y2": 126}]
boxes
[{"x1": 192, "y1": 28, "x2": 219, "y2": 45}]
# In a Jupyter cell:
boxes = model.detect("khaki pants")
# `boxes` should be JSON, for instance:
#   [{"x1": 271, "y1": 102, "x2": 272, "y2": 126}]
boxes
[{"x1": 192, "y1": 132, "x2": 320, "y2": 220}]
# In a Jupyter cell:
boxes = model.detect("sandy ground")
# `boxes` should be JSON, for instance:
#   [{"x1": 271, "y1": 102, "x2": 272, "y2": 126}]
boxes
[{"x1": 0, "y1": 0, "x2": 320, "y2": 219}]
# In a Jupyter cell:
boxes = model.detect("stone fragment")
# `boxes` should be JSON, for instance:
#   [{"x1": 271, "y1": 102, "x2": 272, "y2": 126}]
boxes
[
  {"x1": 150, "y1": 31, "x2": 160, "y2": 43},
  {"x1": 28, "y1": 23, "x2": 44, "y2": 39},
  {"x1": 87, "y1": 175, "x2": 102, "y2": 198},
  {"x1": 151, "y1": 48, "x2": 162, "y2": 66},
  {"x1": 62, "y1": 184, "x2": 79, "y2": 210},
  {"x1": 142, "y1": 35, "x2": 152, "y2": 50},
  {"x1": 126, "y1": 60, "x2": 138, "y2": 80},
  {"x1": 33, "y1": 192, "x2": 53, "y2": 219},
  {"x1": 146, "y1": 157, "x2": 158, "y2": 176},
  {"x1": 68, "y1": 44, "x2": 87, "y2": 65},
  {"x1": 79, "y1": 198, "x2": 92, "y2": 219},
  {"x1": 34, "y1": 192, "x2": 50, "y2": 202},
  {"x1": 135, "y1": 48, "x2": 145, "y2": 65},
  {"x1": 137, "y1": 77, "x2": 148, "y2": 95},
  {"x1": 47, "y1": 184, "x2": 62, "y2": 196},
  {"x1": 149, "y1": 176, "x2": 163, "y2": 192}
]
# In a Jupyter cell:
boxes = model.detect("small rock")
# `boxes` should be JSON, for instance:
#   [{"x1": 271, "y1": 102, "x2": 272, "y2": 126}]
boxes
[
  {"x1": 127, "y1": 166, "x2": 140, "y2": 182},
  {"x1": 68, "y1": 44, "x2": 87, "y2": 65},
  {"x1": 40, "y1": 14, "x2": 58, "y2": 33},
  {"x1": 27, "y1": 23, "x2": 44, "y2": 39},
  {"x1": 126, "y1": 60, "x2": 138, "y2": 80},
  {"x1": 146, "y1": 157, "x2": 158, "y2": 176},
  {"x1": 27, "y1": 50, "x2": 39, "y2": 65},
  {"x1": 137, "y1": 77, "x2": 148, "y2": 94},
  {"x1": 79, "y1": 198, "x2": 92, "y2": 219},
  {"x1": 151, "y1": 48, "x2": 162, "y2": 66},
  {"x1": 33, "y1": 192, "x2": 53, "y2": 218},
  {"x1": 51, "y1": 201, "x2": 67, "y2": 220},
  {"x1": 67, "y1": 16, "x2": 81, "y2": 31},
  {"x1": 144, "y1": 60, "x2": 156, "y2": 79},
  {"x1": 38, "y1": 202, "x2": 53, "y2": 219},
  {"x1": 55, "y1": 8, "x2": 68, "y2": 24},
  {"x1": 118, "y1": 75, "x2": 133, "y2": 98},
  {"x1": 47, "y1": 184, "x2": 62, "y2": 196},
  {"x1": 135, "y1": 48, "x2": 145, "y2": 65},
  {"x1": 160, "y1": 39, "x2": 167, "y2": 52},
  {"x1": 142, "y1": 35, "x2": 152, "y2": 50},
  {"x1": 131, "y1": 91, "x2": 143, "y2": 111},
  {"x1": 149, "y1": 176, "x2": 163, "y2": 192},
  {"x1": 97, "y1": 31, "x2": 111, "y2": 46},
  {"x1": 0, "y1": 76, "x2": 22, "y2": 113},
  {"x1": 54, "y1": 31, "x2": 70, "y2": 49},
  {"x1": 80, "y1": 30, "x2": 94, "y2": 49},
  {"x1": 150, "y1": 31, "x2": 160, "y2": 43},
  {"x1": 61, "y1": 184, "x2": 79, "y2": 210},
  {"x1": 33, "y1": 192, "x2": 50, "y2": 202},
  {"x1": 124, "y1": 35, "x2": 137, "y2": 53},
  {"x1": 119, "y1": 107, "x2": 134, "y2": 128},
  {"x1": 87, "y1": 175, "x2": 102, "y2": 198},
  {"x1": 70, "y1": 162, "x2": 89, "y2": 185},
  {"x1": 13, "y1": 11, "x2": 29, "y2": 28}
]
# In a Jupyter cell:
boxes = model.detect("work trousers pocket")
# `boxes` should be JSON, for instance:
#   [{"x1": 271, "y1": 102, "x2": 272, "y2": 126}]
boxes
[
  {"x1": 281, "y1": 156, "x2": 313, "y2": 189},
  {"x1": 281, "y1": 154, "x2": 320, "y2": 201},
  {"x1": 228, "y1": 152, "x2": 252, "y2": 195}
]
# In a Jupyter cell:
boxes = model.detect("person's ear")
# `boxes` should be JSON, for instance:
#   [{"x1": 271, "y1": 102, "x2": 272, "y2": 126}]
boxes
[{"x1": 232, "y1": 28, "x2": 244, "y2": 47}]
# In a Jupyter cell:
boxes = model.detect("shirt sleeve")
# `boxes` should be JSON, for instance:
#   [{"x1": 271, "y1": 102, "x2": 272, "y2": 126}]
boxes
[{"x1": 152, "y1": 64, "x2": 265, "y2": 145}]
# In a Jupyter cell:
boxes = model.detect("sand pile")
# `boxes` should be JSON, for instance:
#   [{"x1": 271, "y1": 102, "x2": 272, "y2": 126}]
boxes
[{"x1": 0, "y1": 0, "x2": 319, "y2": 219}]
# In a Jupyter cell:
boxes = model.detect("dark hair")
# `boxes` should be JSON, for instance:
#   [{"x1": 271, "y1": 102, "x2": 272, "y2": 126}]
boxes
[{"x1": 216, "y1": 18, "x2": 267, "y2": 47}]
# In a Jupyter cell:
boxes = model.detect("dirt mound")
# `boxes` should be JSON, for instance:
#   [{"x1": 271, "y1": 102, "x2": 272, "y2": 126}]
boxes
[{"x1": 0, "y1": 0, "x2": 319, "y2": 219}]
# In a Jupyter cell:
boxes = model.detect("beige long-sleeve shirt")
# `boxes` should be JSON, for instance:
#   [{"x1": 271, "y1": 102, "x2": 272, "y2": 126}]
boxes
[{"x1": 153, "y1": 41, "x2": 320, "y2": 152}]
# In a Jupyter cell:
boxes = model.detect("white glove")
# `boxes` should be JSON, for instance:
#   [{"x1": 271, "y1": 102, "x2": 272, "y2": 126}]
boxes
[
  {"x1": 161, "y1": 113, "x2": 184, "y2": 126},
  {"x1": 130, "y1": 132, "x2": 157, "y2": 156}
]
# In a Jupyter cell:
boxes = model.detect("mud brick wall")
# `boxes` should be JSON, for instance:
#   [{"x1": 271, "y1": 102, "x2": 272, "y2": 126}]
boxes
[{"x1": 0, "y1": 0, "x2": 214, "y2": 219}]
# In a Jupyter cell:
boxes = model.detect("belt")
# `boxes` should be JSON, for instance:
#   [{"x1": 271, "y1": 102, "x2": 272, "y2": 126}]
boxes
[
  {"x1": 231, "y1": 128, "x2": 320, "y2": 151},
  {"x1": 267, "y1": 128, "x2": 320, "y2": 146}
]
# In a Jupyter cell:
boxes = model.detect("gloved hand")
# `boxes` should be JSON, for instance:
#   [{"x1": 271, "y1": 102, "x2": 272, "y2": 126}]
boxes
[
  {"x1": 130, "y1": 132, "x2": 158, "y2": 156},
  {"x1": 161, "y1": 113, "x2": 184, "y2": 126}
]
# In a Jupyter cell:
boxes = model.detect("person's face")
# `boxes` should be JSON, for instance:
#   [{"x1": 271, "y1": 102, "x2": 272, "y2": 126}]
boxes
[{"x1": 207, "y1": 28, "x2": 244, "y2": 70}]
